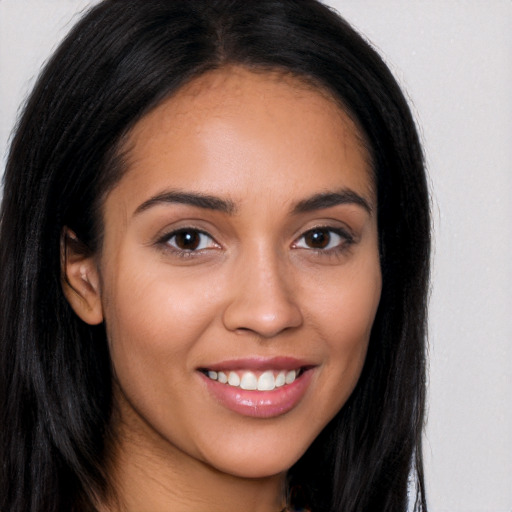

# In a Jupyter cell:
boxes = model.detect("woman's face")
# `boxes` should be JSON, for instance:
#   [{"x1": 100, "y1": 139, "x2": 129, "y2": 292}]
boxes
[{"x1": 90, "y1": 67, "x2": 381, "y2": 478}]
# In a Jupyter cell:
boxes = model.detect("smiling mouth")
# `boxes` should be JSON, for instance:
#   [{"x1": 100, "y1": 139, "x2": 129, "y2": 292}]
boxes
[
  {"x1": 199, "y1": 362, "x2": 315, "y2": 418},
  {"x1": 200, "y1": 368, "x2": 306, "y2": 391}
]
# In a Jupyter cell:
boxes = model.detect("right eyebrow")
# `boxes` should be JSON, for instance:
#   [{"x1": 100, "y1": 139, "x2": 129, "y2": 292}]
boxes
[{"x1": 133, "y1": 189, "x2": 237, "y2": 216}]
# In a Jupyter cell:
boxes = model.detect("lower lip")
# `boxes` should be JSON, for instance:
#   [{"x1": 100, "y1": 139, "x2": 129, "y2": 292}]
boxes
[{"x1": 200, "y1": 369, "x2": 314, "y2": 418}]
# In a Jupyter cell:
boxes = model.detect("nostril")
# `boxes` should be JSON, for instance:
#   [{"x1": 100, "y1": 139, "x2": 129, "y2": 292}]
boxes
[{"x1": 222, "y1": 262, "x2": 303, "y2": 336}]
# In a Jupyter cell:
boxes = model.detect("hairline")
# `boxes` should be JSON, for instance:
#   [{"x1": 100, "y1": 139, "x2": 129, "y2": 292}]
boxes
[{"x1": 92, "y1": 63, "x2": 377, "y2": 252}]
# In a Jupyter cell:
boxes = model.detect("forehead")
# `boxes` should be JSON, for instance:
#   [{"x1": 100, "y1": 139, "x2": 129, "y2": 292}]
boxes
[{"x1": 112, "y1": 66, "x2": 375, "y2": 211}]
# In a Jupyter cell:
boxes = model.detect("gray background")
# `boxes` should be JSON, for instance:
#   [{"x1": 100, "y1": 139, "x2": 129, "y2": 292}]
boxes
[{"x1": 1, "y1": 1, "x2": 511, "y2": 510}]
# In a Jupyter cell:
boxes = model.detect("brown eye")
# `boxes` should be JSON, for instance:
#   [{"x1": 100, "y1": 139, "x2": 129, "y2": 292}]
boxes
[
  {"x1": 295, "y1": 227, "x2": 351, "y2": 251},
  {"x1": 303, "y1": 228, "x2": 331, "y2": 249},
  {"x1": 166, "y1": 229, "x2": 216, "y2": 251},
  {"x1": 174, "y1": 230, "x2": 200, "y2": 250}
]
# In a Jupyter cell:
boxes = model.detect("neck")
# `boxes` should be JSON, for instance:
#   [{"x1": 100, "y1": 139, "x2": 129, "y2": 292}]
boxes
[{"x1": 99, "y1": 399, "x2": 287, "y2": 512}]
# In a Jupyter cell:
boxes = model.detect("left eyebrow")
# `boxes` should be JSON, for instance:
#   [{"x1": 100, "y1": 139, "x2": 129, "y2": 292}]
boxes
[{"x1": 291, "y1": 189, "x2": 373, "y2": 215}]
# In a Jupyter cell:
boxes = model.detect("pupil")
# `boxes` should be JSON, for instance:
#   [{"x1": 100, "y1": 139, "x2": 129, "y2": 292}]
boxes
[
  {"x1": 306, "y1": 229, "x2": 329, "y2": 249},
  {"x1": 176, "y1": 230, "x2": 200, "y2": 250}
]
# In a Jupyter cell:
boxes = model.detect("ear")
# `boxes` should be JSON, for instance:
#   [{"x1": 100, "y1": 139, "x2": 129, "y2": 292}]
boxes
[{"x1": 61, "y1": 228, "x2": 103, "y2": 325}]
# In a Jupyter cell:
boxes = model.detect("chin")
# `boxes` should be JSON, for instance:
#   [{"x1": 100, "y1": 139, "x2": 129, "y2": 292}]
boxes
[{"x1": 201, "y1": 438, "x2": 310, "y2": 479}]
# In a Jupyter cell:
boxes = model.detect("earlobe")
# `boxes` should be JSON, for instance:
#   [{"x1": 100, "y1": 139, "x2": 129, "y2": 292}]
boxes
[{"x1": 61, "y1": 228, "x2": 104, "y2": 325}]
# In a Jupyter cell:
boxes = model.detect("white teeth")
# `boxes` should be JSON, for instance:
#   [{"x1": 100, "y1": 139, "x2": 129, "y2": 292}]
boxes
[
  {"x1": 240, "y1": 372, "x2": 258, "y2": 390},
  {"x1": 257, "y1": 370, "x2": 275, "y2": 391},
  {"x1": 275, "y1": 371, "x2": 286, "y2": 387},
  {"x1": 206, "y1": 368, "x2": 301, "y2": 389},
  {"x1": 228, "y1": 372, "x2": 240, "y2": 387},
  {"x1": 285, "y1": 370, "x2": 296, "y2": 385}
]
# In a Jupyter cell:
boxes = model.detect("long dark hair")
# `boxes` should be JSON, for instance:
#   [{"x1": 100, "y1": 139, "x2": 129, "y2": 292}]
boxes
[{"x1": 0, "y1": 1, "x2": 430, "y2": 511}]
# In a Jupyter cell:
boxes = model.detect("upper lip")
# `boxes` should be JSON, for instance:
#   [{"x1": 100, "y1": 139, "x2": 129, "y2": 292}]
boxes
[{"x1": 198, "y1": 356, "x2": 316, "y2": 372}]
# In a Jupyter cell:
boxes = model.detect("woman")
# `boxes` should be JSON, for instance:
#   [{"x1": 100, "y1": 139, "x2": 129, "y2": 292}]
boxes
[{"x1": 0, "y1": 1, "x2": 430, "y2": 511}]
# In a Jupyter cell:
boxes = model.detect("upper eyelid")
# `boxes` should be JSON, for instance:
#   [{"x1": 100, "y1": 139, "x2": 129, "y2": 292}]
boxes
[
  {"x1": 166, "y1": 228, "x2": 214, "y2": 239},
  {"x1": 157, "y1": 229, "x2": 220, "y2": 256},
  {"x1": 295, "y1": 225, "x2": 354, "y2": 241},
  {"x1": 290, "y1": 228, "x2": 352, "y2": 253},
  {"x1": 153, "y1": 223, "x2": 355, "y2": 249},
  {"x1": 156, "y1": 226, "x2": 215, "y2": 242}
]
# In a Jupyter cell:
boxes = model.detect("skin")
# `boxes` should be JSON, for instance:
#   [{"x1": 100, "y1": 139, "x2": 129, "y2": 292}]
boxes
[{"x1": 64, "y1": 66, "x2": 382, "y2": 512}]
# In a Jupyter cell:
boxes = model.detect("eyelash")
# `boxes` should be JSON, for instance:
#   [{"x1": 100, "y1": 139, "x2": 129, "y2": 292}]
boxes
[
  {"x1": 157, "y1": 226, "x2": 354, "y2": 258},
  {"x1": 157, "y1": 228, "x2": 219, "y2": 258},
  {"x1": 293, "y1": 226, "x2": 354, "y2": 255}
]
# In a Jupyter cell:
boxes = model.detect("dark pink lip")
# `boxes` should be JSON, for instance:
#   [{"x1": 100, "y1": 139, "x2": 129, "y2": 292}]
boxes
[
  {"x1": 199, "y1": 367, "x2": 314, "y2": 419},
  {"x1": 200, "y1": 356, "x2": 312, "y2": 372}
]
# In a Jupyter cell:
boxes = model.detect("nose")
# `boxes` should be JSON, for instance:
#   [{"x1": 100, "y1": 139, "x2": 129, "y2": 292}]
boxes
[{"x1": 222, "y1": 249, "x2": 303, "y2": 338}]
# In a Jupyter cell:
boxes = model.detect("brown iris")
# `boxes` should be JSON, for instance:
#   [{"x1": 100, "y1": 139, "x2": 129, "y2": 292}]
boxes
[
  {"x1": 173, "y1": 230, "x2": 201, "y2": 250},
  {"x1": 303, "y1": 228, "x2": 332, "y2": 249}
]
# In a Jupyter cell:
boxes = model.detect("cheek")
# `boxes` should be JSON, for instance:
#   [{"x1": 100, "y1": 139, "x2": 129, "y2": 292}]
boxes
[
  {"x1": 101, "y1": 257, "x2": 220, "y2": 385},
  {"x1": 334, "y1": 273, "x2": 380, "y2": 350},
  {"x1": 308, "y1": 254, "x2": 381, "y2": 340},
  {"x1": 305, "y1": 255, "x2": 382, "y2": 400}
]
